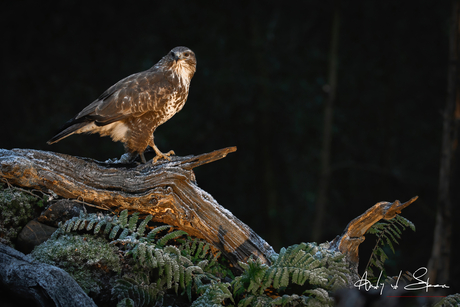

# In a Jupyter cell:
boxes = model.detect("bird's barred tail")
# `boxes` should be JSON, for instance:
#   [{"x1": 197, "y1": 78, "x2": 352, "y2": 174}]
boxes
[{"x1": 47, "y1": 122, "x2": 88, "y2": 145}]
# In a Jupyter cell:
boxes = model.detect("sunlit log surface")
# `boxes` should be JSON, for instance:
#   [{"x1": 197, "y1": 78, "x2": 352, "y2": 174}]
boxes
[
  {"x1": 0, "y1": 147, "x2": 275, "y2": 268},
  {"x1": 330, "y1": 196, "x2": 418, "y2": 267}
]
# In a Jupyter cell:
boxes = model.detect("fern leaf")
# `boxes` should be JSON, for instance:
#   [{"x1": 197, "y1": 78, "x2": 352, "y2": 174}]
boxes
[
  {"x1": 273, "y1": 267, "x2": 283, "y2": 289},
  {"x1": 65, "y1": 218, "x2": 75, "y2": 232},
  {"x1": 146, "y1": 225, "x2": 171, "y2": 242},
  {"x1": 165, "y1": 255, "x2": 173, "y2": 289},
  {"x1": 118, "y1": 209, "x2": 129, "y2": 228},
  {"x1": 117, "y1": 297, "x2": 135, "y2": 307},
  {"x1": 291, "y1": 249, "x2": 307, "y2": 267},
  {"x1": 72, "y1": 218, "x2": 81, "y2": 231},
  {"x1": 136, "y1": 215, "x2": 152, "y2": 236},
  {"x1": 379, "y1": 250, "x2": 388, "y2": 265},
  {"x1": 110, "y1": 225, "x2": 121, "y2": 240},
  {"x1": 279, "y1": 267, "x2": 290, "y2": 288},
  {"x1": 384, "y1": 236, "x2": 396, "y2": 253},
  {"x1": 180, "y1": 255, "x2": 194, "y2": 267},
  {"x1": 118, "y1": 228, "x2": 130, "y2": 240},
  {"x1": 277, "y1": 247, "x2": 287, "y2": 264},
  {"x1": 104, "y1": 221, "x2": 113, "y2": 235},
  {"x1": 137, "y1": 243, "x2": 147, "y2": 264},
  {"x1": 396, "y1": 215, "x2": 416, "y2": 231},
  {"x1": 157, "y1": 230, "x2": 187, "y2": 247},
  {"x1": 238, "y1": 295, "x2": 254, "y2": 307},
  {"x1": 200, "y1": 243, "x2": 210, "y2": 258},
  {"x1": 127, "y1": 212, "x2": 139, "y2": 232},
  {"x1": 197, "y1": 260, "x2": 208, "y2": 269},
  {"x1": 304, "y1": 288, "x2": 333, "y2": 304},
  {"x1": 147, "y1": 246, "x2": 157, "y2": 268},
  {"x1": 195, "y1": 241, "x2": 204, "y2": 258},
  {"x1": 155, "y1": 249, "x2": 165, "y2": 274},
  {"x1": 179, "y1": 263, "x2": 186, "y2": 289},
  {"x1": 433, "y1": 293, "x2": 460, "y2": 307},
  {"x1": 172, "y1": 261, "x2": 180, "y2": 293},
  {"x1": 94, "y1": 219, "x2": 106, "y2": 234}
]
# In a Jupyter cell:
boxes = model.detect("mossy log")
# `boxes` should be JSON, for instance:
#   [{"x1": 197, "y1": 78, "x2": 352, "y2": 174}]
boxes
[{"x1": 0, "y1": 147, "x2": 275, "y2": 267}]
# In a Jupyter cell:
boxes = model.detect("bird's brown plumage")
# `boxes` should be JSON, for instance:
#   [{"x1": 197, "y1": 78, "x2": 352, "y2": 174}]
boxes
[{"x1": 47, "y1": 46, "x2": 197, "y2": 163}]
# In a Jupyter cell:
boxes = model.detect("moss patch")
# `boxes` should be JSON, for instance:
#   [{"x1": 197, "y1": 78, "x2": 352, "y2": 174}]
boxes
[
  {"x1": 0, "y1": 185, "x2": 36, "y2": 246},
  {"x1": 31, "y1": 233, "x2": 122, "y2": 298}
]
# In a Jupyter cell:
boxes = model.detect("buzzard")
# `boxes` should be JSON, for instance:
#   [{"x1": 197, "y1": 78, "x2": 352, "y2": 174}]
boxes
[{"x1": 47, "y1": 46, "x2": 197, "y2": 164}]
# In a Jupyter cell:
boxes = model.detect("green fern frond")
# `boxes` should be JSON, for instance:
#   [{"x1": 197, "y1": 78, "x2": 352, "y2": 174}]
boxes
[
  {"x1": 394, "y1": 215, "x2": 416, "y2": 232},
  {"x1": 118, "y1": 228, "x2": 130, "y2": 240},
  {"x1": 116, "y1": 297, "x2": 135, "y2": 307},
  {"x1": 365, "y1": 215, "x2": 416, "y2": 281},
  {"x1": 93, "y1": 219, "x2": 106, "y2": 234},
  {"x1": 118, "y1": 210, "x2": 129, "y2": 228},
  {"x1": 109, "y1": 225, "x2": 121, "y2": 239},
  {"x1": 433, "y1": 293, "x2": 460, "y2": 307},
  {"x1": 157, "y1": 230, "x2": 188, "y2": 247},
  {"x1": 303, "y1": 288, "x2": 334, "y2": 305},
  {"x1": 232, "y1": 242, "x2": 348, "y2": 306},
  {"x1": 136, "y1": 215, "x2": 152, "y2": 237},
  {"x1": 127, "y1": 212, "x2": 139, "y2": 231},
  {"x1": 112, "y1": 274, "x2": 162, "y2": 307},
  {"x1": 57, "y1": 209, "x2": 159, "y2": 245},
  {"x1": 191, "y1": 283, "x2": 233, "y2": 307},
  {"x1": 146, "y1": 225, "x2": 171, "y2": 242}
]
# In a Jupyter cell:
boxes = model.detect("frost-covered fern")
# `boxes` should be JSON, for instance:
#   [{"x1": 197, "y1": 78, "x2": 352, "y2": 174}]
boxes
[
  {"x1": 433, "y1": 293, "x2": 460, "y2": 307},
  {"x1": 46, "y1": 209, "x2": 227, "y2": 306},
  {"x1": 42, "y1": 209, "x2": 354, "y2": 307},
  {"x1": 113, "y1": 273, "x2": 164, "y2": 307},
  {"x1": 190, "y1": 283, "x2": 233, "y2": 307},
  {"x1": 58, "y1": 209, "x2": 152, "y2": 241},
  {"x1": 365, "y1": 215, "x2": 415, "y2": 280},
  {"x1": 232, "y1": 242, "x2": 348, "y2": 307}
]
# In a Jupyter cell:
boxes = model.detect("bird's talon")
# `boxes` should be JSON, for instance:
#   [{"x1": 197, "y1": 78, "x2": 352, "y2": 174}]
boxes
[{"x1": 152, "y1": 150, "x2": 175, "y2": 164}]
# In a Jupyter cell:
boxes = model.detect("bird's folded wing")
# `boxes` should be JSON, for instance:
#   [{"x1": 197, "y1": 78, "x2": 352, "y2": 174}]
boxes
[{"x1": 74, "y1": 70, "x2": 173, "y2": 126}]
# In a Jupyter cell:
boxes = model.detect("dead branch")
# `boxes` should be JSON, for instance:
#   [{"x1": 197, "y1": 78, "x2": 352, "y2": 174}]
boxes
[
  {"x1": 329, "y1": 196, "x2": 418, "y2": 265},
  {"x1": 0, "y1": 147, "x2": 275, "y2": 267}
]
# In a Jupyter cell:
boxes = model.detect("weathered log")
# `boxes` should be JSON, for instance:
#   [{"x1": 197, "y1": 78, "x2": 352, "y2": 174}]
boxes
[
  {"x1": 0, "y1": 148, "x2": 275, "y2": 267},
  {"x1": 0, "y1": 243, "x2": 97, "y2": 307},
  {"x1": 329, "y1": 196, "x2": 418, "y2": 267}
]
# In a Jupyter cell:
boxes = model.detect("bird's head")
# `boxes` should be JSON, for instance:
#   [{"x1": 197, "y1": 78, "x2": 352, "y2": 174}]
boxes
[{"x1": 165, "y1": 46, "x2": 197, "y2": 82}]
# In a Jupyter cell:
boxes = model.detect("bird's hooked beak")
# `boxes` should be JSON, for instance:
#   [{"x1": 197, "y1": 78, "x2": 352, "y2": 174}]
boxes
[{"x1": 172, "y1": 52, "x2": 180, "y2": 62}]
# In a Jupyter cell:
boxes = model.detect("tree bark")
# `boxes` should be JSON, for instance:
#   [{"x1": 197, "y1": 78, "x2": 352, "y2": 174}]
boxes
[
  {"x1": 0, "y1": 147, "x2": 275, "y2": 268},
  {"x1": 428, "y1": 0, "x2": 460, "y2": 288}
]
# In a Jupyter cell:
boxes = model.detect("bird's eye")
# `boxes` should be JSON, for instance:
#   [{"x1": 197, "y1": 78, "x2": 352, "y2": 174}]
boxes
[
  {"x1": 184, "y1": 52, "x2": 190, "y2": 57},
  {"x1": 170, "y1": 51, "x2": 175, "y2": 57}
]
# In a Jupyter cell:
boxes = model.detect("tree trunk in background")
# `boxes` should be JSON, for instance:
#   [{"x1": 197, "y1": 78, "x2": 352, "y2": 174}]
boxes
[
  {"x1": 428, "y1": 0, "x2": 460, "y2": 289},
  {"x1": 251, "y1": 16, "x2": 282, "y2": 249},
  {"x1": 312, "y1": 0, "x2": 340, "y2": 242}
]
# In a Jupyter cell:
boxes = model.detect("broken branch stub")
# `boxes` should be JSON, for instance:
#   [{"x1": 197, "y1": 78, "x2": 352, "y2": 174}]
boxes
[{"x1": 330, "y1": 196, "x2": 418, "y2": 265}]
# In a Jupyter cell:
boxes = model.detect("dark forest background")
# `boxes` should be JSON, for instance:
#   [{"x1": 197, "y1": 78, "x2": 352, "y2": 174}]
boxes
[{"x1": 2, "y1": 0, "x2": 459, "y2": 294}]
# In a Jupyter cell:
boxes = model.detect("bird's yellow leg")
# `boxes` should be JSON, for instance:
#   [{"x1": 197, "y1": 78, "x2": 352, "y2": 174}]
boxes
[{"x1": 149, "y1": 139, "x2": 175, "y2": 163}]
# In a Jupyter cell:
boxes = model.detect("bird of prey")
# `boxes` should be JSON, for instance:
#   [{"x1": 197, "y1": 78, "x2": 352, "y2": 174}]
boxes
[{"x1": 47, "y1": 46, "x2": 197, "y2": 164}]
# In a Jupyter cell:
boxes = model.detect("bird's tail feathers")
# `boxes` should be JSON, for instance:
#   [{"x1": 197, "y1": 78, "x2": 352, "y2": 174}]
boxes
[{"x1": 47, "y1": 122, "x2": 89, "y2": 145}]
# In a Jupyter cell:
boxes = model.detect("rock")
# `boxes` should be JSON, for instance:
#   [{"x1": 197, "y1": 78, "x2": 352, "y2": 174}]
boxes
[
  {"x1": 16, "y1": 220, "x2": 57, "y2": 254},
  {"x1": 0, "y1": 243, "x2": 97, "y2": 307},
  {"x1": 37, "y1": 199, "x2": 85, "y2": 227}
]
